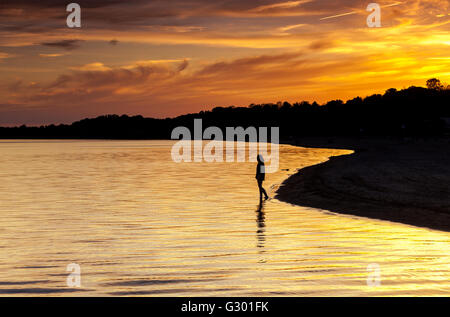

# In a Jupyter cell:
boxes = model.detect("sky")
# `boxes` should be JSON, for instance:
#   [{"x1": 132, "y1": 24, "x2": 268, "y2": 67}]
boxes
[{"x1": 0, "y1": 0, "x2": 449, "y2": 125}]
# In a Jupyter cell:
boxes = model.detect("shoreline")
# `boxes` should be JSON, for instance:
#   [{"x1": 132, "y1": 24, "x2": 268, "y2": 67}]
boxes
[{"x1": 276, "y1": 137, "x2": 450, "y2": 232}]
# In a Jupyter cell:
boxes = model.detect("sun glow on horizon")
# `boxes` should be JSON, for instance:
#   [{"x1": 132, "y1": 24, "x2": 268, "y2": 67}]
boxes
[{"x1": 0, "y1": 0, "x2": 449, "y2": 125}]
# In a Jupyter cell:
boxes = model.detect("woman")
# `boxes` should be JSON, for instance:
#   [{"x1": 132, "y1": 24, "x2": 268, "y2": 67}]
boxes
[{"x1": 256, "y1": 154, "x2": 269, "y2": 201}]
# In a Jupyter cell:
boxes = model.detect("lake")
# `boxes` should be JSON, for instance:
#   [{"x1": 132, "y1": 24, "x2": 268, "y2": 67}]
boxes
[{"x1": 0, "y1": 140, "x2": 448, "y2": 296}]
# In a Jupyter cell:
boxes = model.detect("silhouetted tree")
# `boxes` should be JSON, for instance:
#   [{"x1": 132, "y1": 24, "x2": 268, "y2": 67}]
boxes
[{"x1": 427, "y1": 78, "x2": 444, "y2": 90}]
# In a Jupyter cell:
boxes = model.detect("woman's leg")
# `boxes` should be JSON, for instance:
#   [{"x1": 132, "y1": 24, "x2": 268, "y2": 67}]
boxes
[
  {"x1": 258, "y1": 180, "x2": 269, "y2": 200},
  {"x1": 261, "y1": 184, "x2": 269, "y2": 200},
  {"x1": 257, "y1": 179, "x2": 263, "y2": 201}
]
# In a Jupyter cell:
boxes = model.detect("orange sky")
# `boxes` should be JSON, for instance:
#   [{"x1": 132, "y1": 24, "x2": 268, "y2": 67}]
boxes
[{"x1": 0, "y1": 0, "x2": 449, "y2": 125}]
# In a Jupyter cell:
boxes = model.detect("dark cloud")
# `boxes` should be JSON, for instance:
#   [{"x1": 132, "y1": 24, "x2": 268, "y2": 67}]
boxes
[
  {"x1": 0, "y1": 0, "x2": 141, "y2": 10},
  {"x1": 4, "y1": 0, "x2": 438, "y2": 39},
  {"x1": 40, "y1": 39, "x2": 84, "y2": 50},
  {"x1": 177, "y1": 59, "x2": 189, "y2": 72},
  {"x1": 309, "y1": 40, "x2": 334, "y2": 51},
  {"x1": 196, "y1": 52, "x2": 303, "y2": 77},
  {"x1": 0, "y1": 0, "x2": 275, "y2": 37},
  {"x1": 0, "y1": 1, "x2": 320, "y2": 25},
  {"x1": 45, "y1": 59, "x2": 189, "y2": 90}
]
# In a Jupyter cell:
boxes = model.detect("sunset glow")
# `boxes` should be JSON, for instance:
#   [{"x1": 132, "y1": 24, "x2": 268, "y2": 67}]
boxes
[{"x1": 0, "y1": 0, "x2": 449, "y2": 125}]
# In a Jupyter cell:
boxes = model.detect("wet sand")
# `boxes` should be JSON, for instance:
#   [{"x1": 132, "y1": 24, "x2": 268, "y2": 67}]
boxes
[{"x1": 276, "y1": 137, "x2": 450, "y2": 232}]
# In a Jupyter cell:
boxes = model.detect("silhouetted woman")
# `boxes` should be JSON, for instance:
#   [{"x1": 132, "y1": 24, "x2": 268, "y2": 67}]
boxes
[{"x1": 256, "y1": 154, "x2": 269, "y2": 202}]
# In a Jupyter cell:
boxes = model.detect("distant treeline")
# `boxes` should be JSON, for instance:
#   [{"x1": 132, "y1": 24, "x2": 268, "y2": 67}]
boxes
[{"x1": 1, "y1": 81, "x2": 449, "y2": 139}]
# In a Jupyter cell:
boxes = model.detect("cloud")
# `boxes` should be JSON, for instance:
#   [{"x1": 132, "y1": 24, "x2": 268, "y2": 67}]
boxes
[
  {"x1": 278, "y1": 23, "x2": 306, "y2": 32},
  {"x1": 0, "y1": 0, "x2": 372, "y2": 30},
  {"x1": 0, "y1": 52, "x2": 13, "y2": 60},
  {"x1": 250, "y1": 1, "x2": 312, "y2": 13},
  {"x1": 2, "y1": 0, "x2": 449, "y2": 50},
  {"x1": 0, "y1": 50, "x2": 364, "y2": 118},
  {"x1": 69, "y1": 62, "x2": 112, "y2": 71},
  {"x1": 12, "y1": 59, "x2": 189, "y2": 98},
  {"x1": 39, "y1": 53, "x2": 66, "y2": 58},
  {"x1": 195, "y1": 52, "x2": 304, "y2": 77},
  {"x1": 308, "y1": 40, "x2": 334, "y2": 50},
  {"x1": 40, "y1": 39, "x2": 84, "y2": 50}
]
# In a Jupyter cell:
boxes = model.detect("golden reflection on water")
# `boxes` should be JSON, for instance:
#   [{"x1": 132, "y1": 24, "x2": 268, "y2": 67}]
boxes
[{"x1": 0, "y1": 140, "x2": 448, "y2": 296}]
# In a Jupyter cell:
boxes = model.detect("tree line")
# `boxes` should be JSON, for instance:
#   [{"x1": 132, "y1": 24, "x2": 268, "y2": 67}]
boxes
[{"x1": 1, "y1": 79, "x2": 449, "y2": 139}]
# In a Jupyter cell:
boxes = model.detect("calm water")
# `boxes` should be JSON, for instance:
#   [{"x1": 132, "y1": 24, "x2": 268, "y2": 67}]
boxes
[{"x1": 0, "y1": 140, "x2": 448, "y2": 296}]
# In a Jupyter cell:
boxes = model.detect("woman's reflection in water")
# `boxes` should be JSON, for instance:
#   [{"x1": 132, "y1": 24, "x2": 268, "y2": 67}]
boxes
[{"x1": 256, "y1": 202, "x2": 266, "y2": 251}]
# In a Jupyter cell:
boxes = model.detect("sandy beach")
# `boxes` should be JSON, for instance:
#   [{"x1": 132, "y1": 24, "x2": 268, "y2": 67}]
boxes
[{"x1": 276, "y1": 138, "x2": 450, "y2": 232}]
